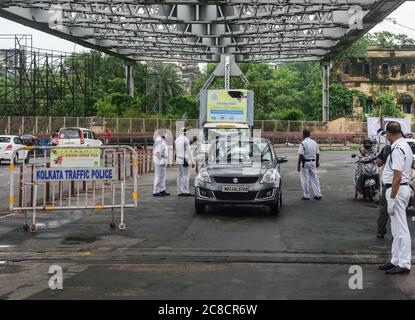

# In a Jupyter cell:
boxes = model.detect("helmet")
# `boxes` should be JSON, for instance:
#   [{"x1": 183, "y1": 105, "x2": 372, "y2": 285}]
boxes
[{"x1": 363, "y1": 139, "x2": 373, "y2": 150}]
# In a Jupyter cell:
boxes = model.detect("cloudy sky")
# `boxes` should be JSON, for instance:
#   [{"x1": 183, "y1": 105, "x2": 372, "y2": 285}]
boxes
[{"x1": 0, "y1": 1, "x2": 414, "y2": 53}]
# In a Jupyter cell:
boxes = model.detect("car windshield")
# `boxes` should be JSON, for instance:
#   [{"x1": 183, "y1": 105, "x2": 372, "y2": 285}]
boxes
[
  {"x1": 0, "y1": 137, "x2": 11, "y2": 143},
  {"x1": 207, "y1": 139, "x2": 272, "y2": 164},
  {"x1": 204, "y1": 128, "x2": 250, "y2": 144},
  {"x1": 60, "y1": 129, "x2": 80, "y2": 139}
]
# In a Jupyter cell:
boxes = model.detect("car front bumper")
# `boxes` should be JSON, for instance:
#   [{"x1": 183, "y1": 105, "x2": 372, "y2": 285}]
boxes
[{"x1": 194, "y1": 180, "x2": 279, "y2": 205}]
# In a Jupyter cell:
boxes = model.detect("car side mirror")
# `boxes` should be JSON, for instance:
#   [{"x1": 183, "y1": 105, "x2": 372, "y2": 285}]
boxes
[{"x1": 277, "y1": 156, "x2": 288, "y2": 164}]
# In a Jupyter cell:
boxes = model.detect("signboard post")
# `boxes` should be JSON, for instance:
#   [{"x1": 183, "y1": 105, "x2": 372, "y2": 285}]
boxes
[
  {"x1": 207, "y1": 90, "x2": 248, "y2": 123},
  {"x1": 51, "y1": 148, "x2": 101, "y2": 168}
]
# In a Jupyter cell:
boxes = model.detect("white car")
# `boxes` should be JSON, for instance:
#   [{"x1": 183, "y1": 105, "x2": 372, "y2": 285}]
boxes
[
  {"x1": 404, "y1": 138, "x2": 415, "y2": 161},
  {"x1": 57, "y1": 127, "x2": 103, "y2": 147},
  {"x1": 404, "y1": 138, "x2": 415, "y2": 208},
  {"x1": 0, "y1": 135, "x2": 29, "y2": 164}
]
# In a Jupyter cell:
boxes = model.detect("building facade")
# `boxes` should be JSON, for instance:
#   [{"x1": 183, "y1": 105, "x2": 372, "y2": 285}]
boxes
[{"x1": 336, "y1": 46, "x2": 415, "y2": 118}]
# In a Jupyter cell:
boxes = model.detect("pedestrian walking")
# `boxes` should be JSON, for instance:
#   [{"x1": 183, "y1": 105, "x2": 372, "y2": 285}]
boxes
[
  {"x1": 104, "y1": 129, "x2": 111, "y2": 145},
  {"x1": 175, "y1": 128, "x2": 194, "y2": 197},
  {"x1": 153, "y1": 135, "x2": 170, "y2": 197},
  {"x1": 298, "y1": 128, "x2": 323, "y2": 200}
]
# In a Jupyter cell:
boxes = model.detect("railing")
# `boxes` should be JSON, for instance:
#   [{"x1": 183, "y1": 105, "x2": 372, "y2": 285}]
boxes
[{"x1": 0, "y1": 116, "x2": 384, "y2": 135}]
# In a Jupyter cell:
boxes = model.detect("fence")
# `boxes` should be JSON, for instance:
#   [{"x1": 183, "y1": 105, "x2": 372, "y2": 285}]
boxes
[
  {"x1": 9, "y1": 145, "x2": 140, "y2": 232},
  {"x1": 0, "y1": 116, "x2": 383, "y2": 135}
]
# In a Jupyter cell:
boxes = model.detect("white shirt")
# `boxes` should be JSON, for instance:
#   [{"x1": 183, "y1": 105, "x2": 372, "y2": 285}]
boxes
[
  {"x1": 298, "y1": 137, "x2": 319, "y2": 160},
  {"x1": 174, "y1": 134, "x2": 193, "y2": 164},
  {"x1": 382, "y1": 137, "x2": 413, "y2": 184}
]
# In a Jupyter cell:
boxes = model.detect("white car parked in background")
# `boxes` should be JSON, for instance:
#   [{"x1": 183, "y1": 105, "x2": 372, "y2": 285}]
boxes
[
  {"x1": 0, "y1": 135, "x2": 29, "y2": 164},
  {"x1": 57, "y1": 127, "x2": 102, "y2": 146}
]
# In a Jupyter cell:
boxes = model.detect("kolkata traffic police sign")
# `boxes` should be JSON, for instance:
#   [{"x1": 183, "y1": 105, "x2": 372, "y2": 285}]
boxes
[{"x1": 35, "y1": 168, "x2": 115, "y2": 181}]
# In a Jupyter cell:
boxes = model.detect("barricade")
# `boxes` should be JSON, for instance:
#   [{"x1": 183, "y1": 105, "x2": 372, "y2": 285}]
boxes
[{"x1": 9, "y1": 145, "x2": 139, "y2": 232}]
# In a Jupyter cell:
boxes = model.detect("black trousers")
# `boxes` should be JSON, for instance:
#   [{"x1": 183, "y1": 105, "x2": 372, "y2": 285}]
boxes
[{"x1": 377, "y1": 187, "x2": 388, "y2": 236}]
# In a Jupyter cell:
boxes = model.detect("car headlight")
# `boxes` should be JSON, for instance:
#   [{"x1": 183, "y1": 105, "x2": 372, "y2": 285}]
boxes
[
  {"x1": 260, "y1": 168, "x2": 280, "y2": 184},
  {"x1": 197, "y1": 168, "x2": 211, "y2": 183}
]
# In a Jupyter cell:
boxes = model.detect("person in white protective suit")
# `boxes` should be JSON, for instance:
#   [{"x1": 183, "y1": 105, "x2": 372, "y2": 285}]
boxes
[
  {"x1": 153, "y1": 135, "x2": 170, "y2": 197},
  {"x1": 297, "y1": 128, "x2": 323, "y2": 201},
  {"x1": 378, "y1": 121, "x2": 413, "y2": 274},
  {"x1": 174, "y1": 127, "x2": 194, "y2": 196}
]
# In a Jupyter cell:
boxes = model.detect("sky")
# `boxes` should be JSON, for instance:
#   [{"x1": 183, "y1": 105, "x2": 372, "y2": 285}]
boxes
[{"x1": 0, "y1": 1, "x2": 414, "y2": 53}]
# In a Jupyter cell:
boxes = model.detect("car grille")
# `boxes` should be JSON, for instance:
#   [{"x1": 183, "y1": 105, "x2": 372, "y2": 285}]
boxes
[
  {"x1": 212, "y1": 176, "x2": 258, "y2": 184},
  {"x1": 214, "y1": 191, "x2": 258, "y2": 201}
]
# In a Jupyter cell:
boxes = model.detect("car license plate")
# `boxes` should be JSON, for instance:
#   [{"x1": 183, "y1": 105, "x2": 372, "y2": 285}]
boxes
[{"x1": 222, "y1": 185, "x2": 249, "y2": 193}]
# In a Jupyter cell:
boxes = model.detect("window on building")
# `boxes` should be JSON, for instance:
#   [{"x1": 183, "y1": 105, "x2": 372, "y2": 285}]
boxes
[
  {"x1": 401, "y1": 63, "x2": 407, "y2": 76},
  {"x1": 382, "y1": 63, "x2": 389, "y2": 77},
  {"x1": 344, "y1": 62, "x2": 350, "y2": 74},
  {"x1": 365, "y1": 98, "x2": 372, "y2": 114},
  {"x1": 363, "y1": 63, "x2": 370, "y2": 76},
  {"x1": 403, "y1": 102, "x2": 412, "y2": 114}
]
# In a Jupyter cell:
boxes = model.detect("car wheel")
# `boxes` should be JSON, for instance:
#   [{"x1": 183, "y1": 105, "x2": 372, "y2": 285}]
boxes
[
  {"x1": 270, "y1": 193, "x2": 281, "y2": 215},
  {"x1": 24, "y1": 153, "x2": 29, "y2": 164},
  {"x1": 13, "y1": 154, "x2": 18, "y2": 164},
  {"x1": 195, "y1": 200, "x2": 206, "y2": 214}
]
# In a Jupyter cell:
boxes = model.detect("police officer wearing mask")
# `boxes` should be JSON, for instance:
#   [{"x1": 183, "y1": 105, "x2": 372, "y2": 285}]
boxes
[
  {"x1": 298, "y1": 128, "x2": 323, "y2": 201},
  {"x1": 378, "y1": 121, "x2": 413, "y2": 274}
]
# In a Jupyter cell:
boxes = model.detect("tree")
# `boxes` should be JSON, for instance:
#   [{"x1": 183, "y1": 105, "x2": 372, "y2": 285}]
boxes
[
  {"x1": 272, "y1": 108, "x2": 305, "y2": 121},
  {"x1": 370, "y1": 91, "x2": 404, "y2": 118},
  {"x1": 167, "y1": 95, "x2": 198, "y2": 119}
]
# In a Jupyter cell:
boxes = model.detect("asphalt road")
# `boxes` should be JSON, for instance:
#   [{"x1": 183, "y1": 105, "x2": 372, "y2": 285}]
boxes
[{"x1": 1, "y1": 147, "x2": 415, "y2": 300}]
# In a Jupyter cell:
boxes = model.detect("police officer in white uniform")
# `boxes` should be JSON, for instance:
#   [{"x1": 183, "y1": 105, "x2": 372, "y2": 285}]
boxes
[
  {"x1": 378, "y1": 121, "x2": 412, "y2": 274},
  {"x1": 153, "y1": 135, "x2": 170, "y2": 197},
  {"x1": 298, "y1": 128, "x2": 323, "y2": 200},
  {"x1": 175, "y1": 128, "x2": 194, "y2": 196}
]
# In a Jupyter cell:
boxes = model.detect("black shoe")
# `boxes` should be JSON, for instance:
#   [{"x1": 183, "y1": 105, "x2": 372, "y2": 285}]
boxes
[
  {"x1": 385, "y1": 266, "x2": 411, "y2": 274},
  {"x1": 160, "y1": 190, "x2": 170, "y2": 196},
  {"x1": 184, "y1": 193, "x2": 194, "y2": 197},
  {"x1": 153, "y1": 193, "x2": 163, "y2": 197},
  {"x1": 314, "y1": 196, "x2": 323, "y2": 200},
  {"x1": 376, "y1": 233, "x2": 385, "y2": 239},
  {"x1": 301, "y1": 197, "x2": 310, "y2": 200},
  {"x1": 178, "y1": 193, "x2": 185, "y2": 197},
  {"x1": 378, "y1": 263, "x2": 396, "y2": 271}
]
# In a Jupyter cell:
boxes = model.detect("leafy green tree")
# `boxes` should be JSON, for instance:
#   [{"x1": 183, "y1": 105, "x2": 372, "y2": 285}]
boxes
[
  {"x1": 167, "y1": 95, "x2": 198, "y2": 119},
  {"x1": 272, "y1": 108, "x2": 306, "y2": 121},
  {"x1": 370, "y1": 91, "x2": 404, "y2": 118}
]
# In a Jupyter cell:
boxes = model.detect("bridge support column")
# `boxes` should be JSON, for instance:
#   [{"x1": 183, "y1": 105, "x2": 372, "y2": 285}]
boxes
[
  {"x1": 321, "y1": 61, "x2": 331, "y2": 122},
  {"x1": 125, "y1": 61, "x2": 134, "y2": 97}
]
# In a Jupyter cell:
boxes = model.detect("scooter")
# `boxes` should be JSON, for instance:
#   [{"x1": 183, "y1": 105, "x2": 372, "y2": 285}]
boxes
[{"x1": 352, "y1": 153, "x2": 380, "y2": 202}]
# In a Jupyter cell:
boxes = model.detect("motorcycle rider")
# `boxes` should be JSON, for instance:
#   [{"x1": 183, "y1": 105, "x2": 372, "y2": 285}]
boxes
[
  {"x1": 354, "y1": 139, "x2": 380, "y2": 200},
  {"x1": 359, "y1": 139, "x2": 377, "y2": 157}
]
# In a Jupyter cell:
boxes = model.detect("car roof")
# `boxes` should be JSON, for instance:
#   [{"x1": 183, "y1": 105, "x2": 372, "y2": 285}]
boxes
[
  {"x1": 60, "y1": 127, "x2": 90, "y2": 131},
  {"x1": 0, "y1": 135, "x2": 19, "y2": 138},
  {"x1": 214, "y1": 137, "x2": 269, "y2": 143},
  {"x1": 204, "y1": 123, "x2": 249, "y2": 129},
  {"x1": 404, "y1": 138, "x2": 415, "y2": 143}
]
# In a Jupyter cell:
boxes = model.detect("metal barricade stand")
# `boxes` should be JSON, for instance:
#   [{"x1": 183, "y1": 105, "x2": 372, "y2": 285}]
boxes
[{"x1": 9, "y1": 145, "x2": 139, "y2": 232}]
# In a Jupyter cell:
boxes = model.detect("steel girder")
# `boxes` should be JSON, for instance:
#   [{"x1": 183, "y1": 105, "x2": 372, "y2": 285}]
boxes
[{"x1": 0, "y1": 0, "x2": 407, "y2": 63}]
